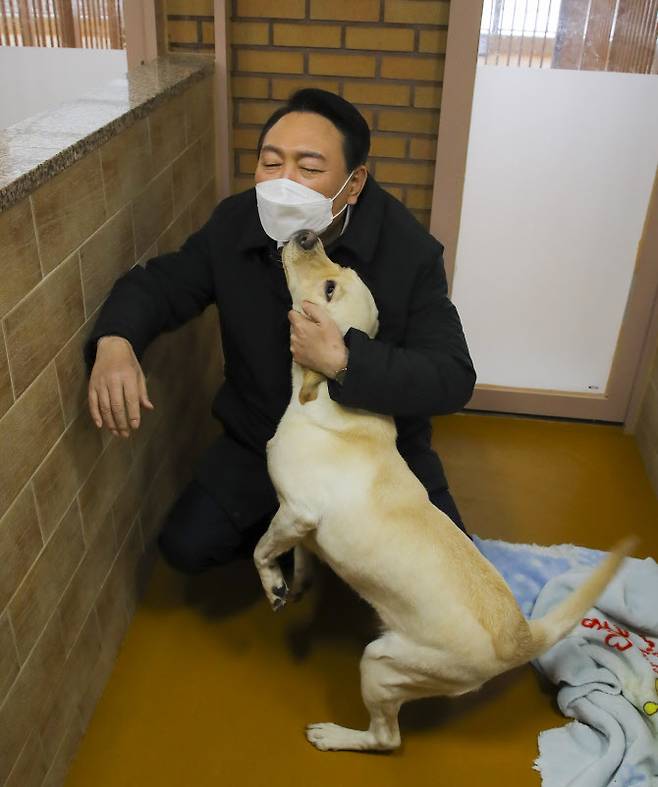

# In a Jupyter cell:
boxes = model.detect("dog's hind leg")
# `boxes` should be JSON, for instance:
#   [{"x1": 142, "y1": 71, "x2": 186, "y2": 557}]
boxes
[
  {"x1": 306, "y1": 632, "x2": 437, "y2": 752},
  {"x1": 254, "y1": 506, "x2": 316, "y2": 611}
]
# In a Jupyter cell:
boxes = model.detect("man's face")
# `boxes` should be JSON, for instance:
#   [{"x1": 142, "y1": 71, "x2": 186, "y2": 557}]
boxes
[{"x1": 255, "y1": 111, "x2": 362, "y2": 218}]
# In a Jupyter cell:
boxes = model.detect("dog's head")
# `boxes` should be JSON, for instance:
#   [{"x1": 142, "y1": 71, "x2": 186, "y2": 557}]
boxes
[{"x1": 282, "y1": 230, "x2": 379, "y2": 340}]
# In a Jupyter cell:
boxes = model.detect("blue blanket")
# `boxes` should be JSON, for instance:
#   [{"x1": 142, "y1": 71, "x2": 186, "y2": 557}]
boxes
[{"x1": 474, "y1": 537, "x2": 658, "y2": 787}]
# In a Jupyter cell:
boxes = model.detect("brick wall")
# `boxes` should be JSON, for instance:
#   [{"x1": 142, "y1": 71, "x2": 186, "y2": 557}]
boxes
[
  {"x1": 0, "y1": 73, "x2": 221, "y2": 786},
  {"x1": 635, "y1": 343, "x2": 658, "y2": 498},
  {"x1": 166, "y1": 0, "x2": 215, "y2": 52},
  {"x1": 231, "y1": 0, "x2": 448, "y2": 227},
  {"x1": 165, "y1": 0, "x2": 449, "y2": 228}
]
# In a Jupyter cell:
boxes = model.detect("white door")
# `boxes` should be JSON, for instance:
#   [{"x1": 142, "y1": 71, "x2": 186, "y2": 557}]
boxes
[{"x1": 435, "y1": 0, "x2": 658, "y2": 421}]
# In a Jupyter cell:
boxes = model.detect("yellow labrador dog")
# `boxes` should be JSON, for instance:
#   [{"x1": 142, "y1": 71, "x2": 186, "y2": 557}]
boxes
[{"x1": 254, "y1": 229, "x2": 634, "y2": 753}]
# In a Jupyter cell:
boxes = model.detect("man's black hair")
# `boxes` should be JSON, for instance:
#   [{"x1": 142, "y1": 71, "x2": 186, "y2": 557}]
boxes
[{"x1": 257, "y1": 89, "x2": 370, "y2": 172}]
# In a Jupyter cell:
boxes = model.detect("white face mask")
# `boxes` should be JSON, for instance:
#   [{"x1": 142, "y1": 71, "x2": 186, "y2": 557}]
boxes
[{"x1": 255, "y1": 171, "x2": 354, "y2": 243}]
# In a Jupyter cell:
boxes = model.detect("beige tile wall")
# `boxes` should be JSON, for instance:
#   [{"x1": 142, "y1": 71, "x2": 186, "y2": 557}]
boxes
[
  {"x1": 635, "y1": 342, "x2": 658, "y2": 497},
  {"x1": 0, "y1": 72, "x2": 222, "y2": 786}
]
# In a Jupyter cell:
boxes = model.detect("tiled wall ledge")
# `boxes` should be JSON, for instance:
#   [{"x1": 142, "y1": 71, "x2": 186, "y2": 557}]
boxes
[
  {"x1": 0, "y1": 54, "x2": 214, "y2": 212},
  {"x1": 0, "y1": 56, "x2": 222, "y2": 786}
]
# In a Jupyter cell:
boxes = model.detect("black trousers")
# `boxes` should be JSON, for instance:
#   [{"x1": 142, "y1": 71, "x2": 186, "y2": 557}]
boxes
[{"x1": 158, "y1": 477, "x2": 468, "y2": 575}]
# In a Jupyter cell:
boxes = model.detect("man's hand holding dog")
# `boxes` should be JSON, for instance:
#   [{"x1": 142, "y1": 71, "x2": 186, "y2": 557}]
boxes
[{"x1": 289, "y1": 301, "x2": 348, "y2": 379}]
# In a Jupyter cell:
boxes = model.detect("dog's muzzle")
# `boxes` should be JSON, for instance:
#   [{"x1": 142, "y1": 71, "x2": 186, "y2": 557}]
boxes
[{"x1": 291, "y1": 230, "x2": 319, "y2": 251}]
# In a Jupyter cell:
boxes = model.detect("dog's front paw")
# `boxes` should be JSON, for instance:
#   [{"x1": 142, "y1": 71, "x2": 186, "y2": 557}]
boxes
[
  {"x1": 254, "y1": 550, "x2": 289, "y2": 611},
  {"x1": 271, "y1": 581, "x2": 288, "y2": 611}
]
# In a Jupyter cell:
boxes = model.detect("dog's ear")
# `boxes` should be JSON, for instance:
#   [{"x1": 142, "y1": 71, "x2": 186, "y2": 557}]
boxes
[{"x1": 299, "y1": 369, "x2": 324, "y2": 404}]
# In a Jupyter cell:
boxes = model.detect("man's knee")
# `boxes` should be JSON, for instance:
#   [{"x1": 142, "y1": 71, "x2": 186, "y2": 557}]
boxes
[
  {"x1": 158, "y1": 480, "x2": 242, "y2": 574},
  {"x1": 158, "y1": 526, "x2": 209, "y2": 575}
]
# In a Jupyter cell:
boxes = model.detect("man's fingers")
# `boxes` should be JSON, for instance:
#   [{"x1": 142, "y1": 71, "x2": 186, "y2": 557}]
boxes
[
  {"x1": 88, "y1": 387, "x2": 102, "y2": 429},
  {"x1": 301, "y1": 301, "x2": 323, "y2": 323},
  {"x1": 138, "y1": 373, "x2": 154, "y2": 410},
  {"x1": 289, "y1": 308, "x2": 315, "y2": 325},
  {"x1": 98, "y1": 387, "x2": 119, "y2": 433},
  {"x1": 108, "y1": 381, "x2": 129, "y2": 435},
  {"x1": 123, "y1": 379, "x2": 141, "y2": 429},
  {"x1": 289, "y1": 311, "x2": 320, "y2": 339}
]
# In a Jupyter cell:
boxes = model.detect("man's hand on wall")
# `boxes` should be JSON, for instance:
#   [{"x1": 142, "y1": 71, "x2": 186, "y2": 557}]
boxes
[{"x1": 88, "y1": 336, "x2": 154, "y2": 438}]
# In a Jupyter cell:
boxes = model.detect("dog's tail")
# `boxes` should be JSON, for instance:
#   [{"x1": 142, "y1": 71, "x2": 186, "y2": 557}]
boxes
[{"x1": 522, "y1": 536, "x2": 637, "y2": 662}]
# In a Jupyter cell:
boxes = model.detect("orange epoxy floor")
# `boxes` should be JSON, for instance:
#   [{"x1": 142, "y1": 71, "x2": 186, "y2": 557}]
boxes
[{"x1": 66, "y1": 413, "x2": 658, "y2": 787}]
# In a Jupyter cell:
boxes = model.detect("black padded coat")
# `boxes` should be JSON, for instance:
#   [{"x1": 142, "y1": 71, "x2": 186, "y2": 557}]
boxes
[{"x1": 84, "y1": 176, "x2": 476, "y2": 528}]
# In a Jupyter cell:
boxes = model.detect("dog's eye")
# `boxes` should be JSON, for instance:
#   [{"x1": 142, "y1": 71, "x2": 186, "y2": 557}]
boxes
[{"x1": 324, "y1": 280, "x2": 336, "y2": 301}]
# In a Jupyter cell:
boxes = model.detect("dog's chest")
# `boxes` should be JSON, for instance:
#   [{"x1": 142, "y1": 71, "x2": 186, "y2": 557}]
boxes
[{"x1": 267, "y1": 416, "x2": 371, "y2": 511}]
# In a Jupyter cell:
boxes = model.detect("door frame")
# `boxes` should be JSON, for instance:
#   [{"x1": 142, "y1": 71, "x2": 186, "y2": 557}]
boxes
[
  {"x1": 430, "y1": 0, "x2": 658, "y2": 426},
  {"x1": 213, "y1": 0, "x2": 232, "y2": 201},
  {"x1": 124, "y1": 0, "x2": 158, "y2": 70},
  {"x1": 124, "y1": 1, "x2": 232, "y2": 202}
]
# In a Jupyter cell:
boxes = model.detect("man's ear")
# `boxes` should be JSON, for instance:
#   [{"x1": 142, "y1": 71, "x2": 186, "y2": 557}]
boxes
[{"x1": 347, "y1": 165, "x2": 368, "y2": 205}]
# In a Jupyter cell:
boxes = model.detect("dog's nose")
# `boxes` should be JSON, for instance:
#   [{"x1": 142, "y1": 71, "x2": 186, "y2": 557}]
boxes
[{"x1": 293, "y1": 230, "x2": 319, "y2": 251}]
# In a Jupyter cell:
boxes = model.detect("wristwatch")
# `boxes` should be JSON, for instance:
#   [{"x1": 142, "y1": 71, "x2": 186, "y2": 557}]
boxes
[{"x1": 334, "y1": 351, "x2": 349, "y2": 385}]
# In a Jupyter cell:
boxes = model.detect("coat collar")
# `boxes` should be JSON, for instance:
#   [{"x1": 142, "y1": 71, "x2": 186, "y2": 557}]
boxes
[{"x1": 236, "y1": 176, "x2": 385, "y2": 270}]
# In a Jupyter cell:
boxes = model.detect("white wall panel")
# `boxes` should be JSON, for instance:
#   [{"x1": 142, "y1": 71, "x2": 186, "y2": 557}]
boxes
[
  {"x1": 452, "y1": 65, "x2": 658, "y2": 392},
  {"x1": 0, "y1": 46, "x2": 127, "y2": 129}
]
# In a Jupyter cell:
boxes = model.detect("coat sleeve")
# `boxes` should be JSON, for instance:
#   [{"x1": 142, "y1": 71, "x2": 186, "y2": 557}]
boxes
[
  {"x1": 83, "y1": 217, "x2": 216, "y2": 374},
  {"x1": 327, "y1": 248, "x2": 476, "y2": 416}
]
